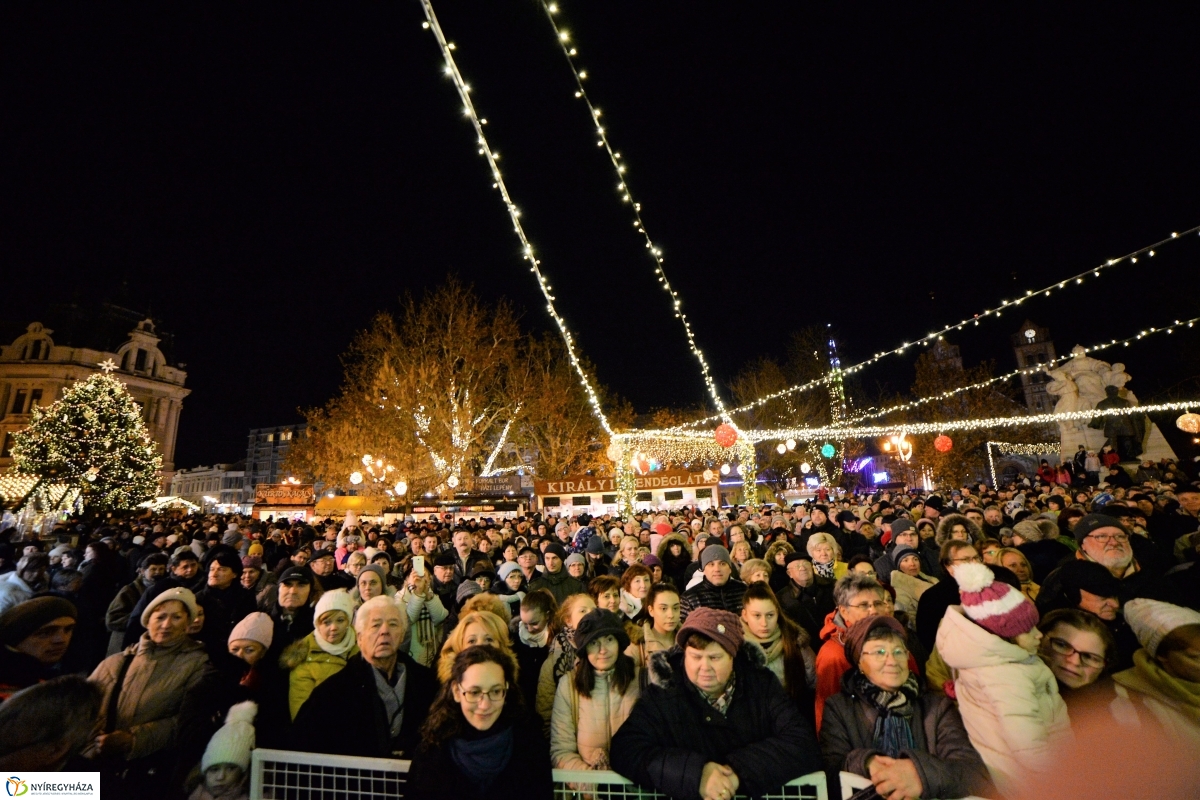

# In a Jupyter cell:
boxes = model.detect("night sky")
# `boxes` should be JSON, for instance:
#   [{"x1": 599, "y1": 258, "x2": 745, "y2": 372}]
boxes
[{"x1": 4, "y1": 3, "x2": 1200, "y2": 468}]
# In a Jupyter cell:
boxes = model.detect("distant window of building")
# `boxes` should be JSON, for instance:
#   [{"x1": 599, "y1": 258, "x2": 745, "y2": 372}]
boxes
[
  {"x1": 134, "y1": 349, "x2": 147, "y2": 372},
  {"x1": 266, "y1": 433, "x2": 274, "y2": 442},
  {"x1": 1036, "y1": 353, "x2": 1046, "y2": 364},
  {"x1": 1, "y1": 432, "x2": 13, "y2": 458},
  {"x1": 27, "y1": 341, "x2": 42, "y2": 360},
  {"x1": 11, "y1": 389, "x2": 27, "y2": 414},
  {"x1": 28, "y1": 389, "x2": 42, "y2": 409},
  {"x1": 664, "y1": 490, "x2": 684, "y2": 501}
]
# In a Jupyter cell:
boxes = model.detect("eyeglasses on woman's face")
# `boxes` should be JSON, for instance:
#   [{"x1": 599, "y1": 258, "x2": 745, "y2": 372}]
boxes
[
  {"x1": 459, "y1": 685, "x2": 507, "y2": 705},
  {"x1": 844, "y1": 599, "x2": 892, "y2": 613},
  {"x1": 1044, "y1": 636, "x2": 1106, "y2": 669},
  {"x1": 861, "y1": 645, "x2": 908, "y2": 662}
]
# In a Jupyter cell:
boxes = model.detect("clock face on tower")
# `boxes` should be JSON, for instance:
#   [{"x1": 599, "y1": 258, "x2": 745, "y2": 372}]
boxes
[{"x1": 1024, "y1": 329, "x2": 1037, "y2": 341}]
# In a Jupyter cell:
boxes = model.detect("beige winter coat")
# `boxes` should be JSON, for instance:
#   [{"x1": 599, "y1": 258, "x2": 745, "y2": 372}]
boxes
[
  {"x1": 550, "y1": 667, "x2": 641, "y2": 771},
  {"x1": 89, "y1": 634, "x2": 211, "y2": 760},
  {"x1": 890, "y1": 570, "x2": 938, "y2": 624},
  {"x1": 936, "y1": 606, "x2": 1071, "y2": 798}
]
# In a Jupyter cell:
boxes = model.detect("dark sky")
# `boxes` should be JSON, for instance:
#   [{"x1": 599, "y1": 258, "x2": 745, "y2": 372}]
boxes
[{"x1": 4, "y1": 3, "x2": 1200, "y2": 468}]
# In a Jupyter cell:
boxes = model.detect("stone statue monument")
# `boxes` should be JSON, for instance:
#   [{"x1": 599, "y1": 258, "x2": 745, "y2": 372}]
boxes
[
  {"x1": 1088, "y1": 385, "x2": 1148, "y2": 461},
  {"x1": 1043, "y1": 347, "x2": 1176, "y2": 463}
]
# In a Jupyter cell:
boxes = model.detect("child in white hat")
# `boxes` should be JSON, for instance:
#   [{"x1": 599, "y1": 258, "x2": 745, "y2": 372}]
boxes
[{"x1": 189, "y1": 701, "x2": 257, "y2": 800}]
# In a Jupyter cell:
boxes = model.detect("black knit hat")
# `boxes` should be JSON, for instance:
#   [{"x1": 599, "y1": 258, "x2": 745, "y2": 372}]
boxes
[
  {"x1": 213, "y1": 551, "x2": 244, "y2": 576},
  {"x1": 543, "y1": 542, "x2": 568, "y2": 562},
  {"x1": 0, "y1": 596, "x2": 77, "y2": 647},
  {"x1": 1072, "y1": 513, "x2": 1130, "y2": 545},
  {"x1": 572, "y1": 608, "x2": 630, "y2": 655},
  {"x1": 433, "y1": 551, "x2": 457, "y2": 568}
]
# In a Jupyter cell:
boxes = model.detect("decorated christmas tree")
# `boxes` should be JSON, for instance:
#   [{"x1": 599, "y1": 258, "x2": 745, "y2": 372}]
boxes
[{"x1": 11, "y1": 362, "x2": 163, "y2": 511}]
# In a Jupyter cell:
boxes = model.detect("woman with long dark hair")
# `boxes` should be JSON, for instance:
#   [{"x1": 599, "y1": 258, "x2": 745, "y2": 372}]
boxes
[
  {"x1": 550, "y1": 609, "x2": 640, "y2": 771},
  {"x1": 740, "y1": 582, "x2": 816, "y2": 720},
  {"x1": 407, "y1": 645, "x2": 552, "y2": 800}
]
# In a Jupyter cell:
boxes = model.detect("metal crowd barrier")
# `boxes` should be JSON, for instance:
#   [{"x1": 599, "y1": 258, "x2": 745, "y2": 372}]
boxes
[{"x1": 250, "y1": 748, "x2": 829, "y2": 800}]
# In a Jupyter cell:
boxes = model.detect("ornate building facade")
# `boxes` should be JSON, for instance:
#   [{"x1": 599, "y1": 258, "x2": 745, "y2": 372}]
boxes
[{"x1": 0, "y1": 317, "x2": 190, "y2": 478}]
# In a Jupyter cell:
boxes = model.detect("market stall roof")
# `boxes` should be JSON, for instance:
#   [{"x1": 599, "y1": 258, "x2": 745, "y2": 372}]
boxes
[{"x1": 315, "y1": 495, "x2": 385, "y2": 515}]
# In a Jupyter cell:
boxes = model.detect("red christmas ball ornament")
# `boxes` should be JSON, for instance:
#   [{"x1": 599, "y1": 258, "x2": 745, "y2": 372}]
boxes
[
  {"x1": 934, "y1": 434, "x2": 953, "y2": 453},
  {"x1": 714, "y1": 423, "x2": 738, "y2": 448}
]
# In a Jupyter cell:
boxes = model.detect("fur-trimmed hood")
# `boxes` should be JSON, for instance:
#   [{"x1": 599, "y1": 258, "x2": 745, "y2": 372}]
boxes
[
  {"x1": 656, "y1": 533, "x2": 692, "y2": 560},
  {"x1": 646, "y1": 640, "x2": 767, "y2": 690},
  {"x1": 935, "y1": 514, "x2": 982, "y2": 547}
]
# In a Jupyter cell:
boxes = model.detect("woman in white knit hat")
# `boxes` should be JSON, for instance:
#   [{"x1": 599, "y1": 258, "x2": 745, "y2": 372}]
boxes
[
  {"x1": 1112, "y1": 598, "x2": 1200, "y2": 748},
  {"x1": 279, "y1": 589, "x2": 359, "y2": 719}
]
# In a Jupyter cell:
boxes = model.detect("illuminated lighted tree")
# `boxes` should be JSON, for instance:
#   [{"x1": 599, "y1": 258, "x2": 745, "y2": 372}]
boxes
[{"x1": 12, "y1": 369, "x2": 162, "y2": 510}]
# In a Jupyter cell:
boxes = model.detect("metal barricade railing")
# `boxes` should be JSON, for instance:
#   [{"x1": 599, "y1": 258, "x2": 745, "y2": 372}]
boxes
[{"x1": 251, "y1": 748, "x2": 829, "y2": 800}]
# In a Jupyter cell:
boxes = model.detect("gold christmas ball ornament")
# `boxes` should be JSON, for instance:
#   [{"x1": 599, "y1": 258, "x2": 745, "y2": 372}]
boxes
[{"x1": 1176, "y1": 412, "x2": 1200, "y2": 434}]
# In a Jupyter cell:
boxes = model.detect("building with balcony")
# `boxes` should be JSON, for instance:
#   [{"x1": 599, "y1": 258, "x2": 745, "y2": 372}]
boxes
[
  {"x1": 0, "y1": 310, "x2": 190, "y2": 480},
  {"x1": 245, "y1": 424, "x2": 306, "y2": 493}
]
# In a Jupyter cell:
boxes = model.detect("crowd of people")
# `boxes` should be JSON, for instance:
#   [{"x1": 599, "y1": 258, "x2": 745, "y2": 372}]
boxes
[{"x1": 1, "y1": 456, "x2": 1199, "y2": 799}]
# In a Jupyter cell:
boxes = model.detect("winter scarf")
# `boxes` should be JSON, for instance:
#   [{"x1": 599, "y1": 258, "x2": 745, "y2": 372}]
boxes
[
  {"x1": 850, "y1": 668, "x2": 920, "y2": 758},
  {"x1": 1114, "y1": 649, "x2": 1200, "y2": 723},
  {"x1": 620, "y1": 589, "x2": 643, "y2": 620},
  {"x1": 518, "y1": 620, "x2": 549, "y2": 648},
  {"x1": 813, "y1": 560, "x2": 836, "y2": 580},
  {"x1": 313, "y1": 622, "x2": 357, "y2": 657},
  {"x1": 448, "y1": 721, "x2": 514, "y2": 792},
  {"x1": 743, "y1": 625, "x2": 784, "y2": 663},
  {"x1": 413, "y1": 600, "x2": 437, "y2": 666},
  {"x1": 552, "y1": 626, "x2": 578, "y2": 685}
]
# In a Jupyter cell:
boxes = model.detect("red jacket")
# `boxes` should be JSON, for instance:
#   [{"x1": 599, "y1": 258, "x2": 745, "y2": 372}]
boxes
[{"x1": 814, "y1": 610, "x2": 920, "y2": 732}]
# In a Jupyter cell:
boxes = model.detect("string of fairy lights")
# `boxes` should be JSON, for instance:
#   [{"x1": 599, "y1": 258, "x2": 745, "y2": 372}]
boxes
[
  {"x1": 668, "y1": 226, "x2": 1200, "y2": 431},
  {"x1": 536, "y1": 1, "x2": 733, "y2": 423},
  {"x1": 987, "y1": 441, "x2": 1062, "y2": 489},
  {"x1": 417, "y1": 0, "x2": 614, "y2": 436},
  {"x1": 838, "y1": 314, "x2": 1200, "y2": 425},
  {"x1": 417, "y1": 1, "x2": 1199, "y2": 497}
]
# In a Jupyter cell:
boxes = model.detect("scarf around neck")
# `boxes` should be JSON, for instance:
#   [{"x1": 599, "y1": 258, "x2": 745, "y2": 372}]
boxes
[
  {"x1": 448, "y1": 721, "x2": 514, "y2": 791},
  {"x1": 743, "y1": 624, "x2": 784, "y2": 663},
  {"x1": 314, "y1": 623, "x2": 357, "y2": 657},
  {"x1": 1114, "y1": 649, "x2": 1200, "y2": 722},
  {"x1": 813, "y1": 560, "x2": 836, "y2": 579},
  {"x1": 519, "y1": 620, "x2": 549, "y2": 648},
  {"x1": 850, "y1": 668, "x2": 919, "y2": 758}
]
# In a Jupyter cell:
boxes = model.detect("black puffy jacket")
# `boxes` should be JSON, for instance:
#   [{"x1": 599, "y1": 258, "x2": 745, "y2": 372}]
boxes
[
  {"x1": 610, "y1": 643, "x2": 821, "y2": 800},
  {"x1": 679, "y1": 577, "x2": 747, "y2": 622}
]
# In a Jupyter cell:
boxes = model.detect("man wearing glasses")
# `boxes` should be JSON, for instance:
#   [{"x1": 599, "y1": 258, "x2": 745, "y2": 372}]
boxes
[
  {"x1": 1071, "y1": 513, "x2": 1163, "y2": 604},
  {"x1": 813, "y1": 573, "x2": 920, "y2": 730}
]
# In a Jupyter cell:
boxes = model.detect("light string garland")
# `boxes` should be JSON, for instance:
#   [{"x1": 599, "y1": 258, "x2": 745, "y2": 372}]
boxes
[
  {"x1": 417, "y1": 0, "x2": 613, "y2": 435},
  {"x1": 986, "y1": 441, "x2": 1061, "y2": 489},
  {"x1": 840, "y1": 314, "x2": 1200, "y2": 425},
  {"x1": 537, "y1": 1, "x2": 732, "y2": 423},
  {"x1": 751, "y1": 399, "x2": 1200, "y2": 443},
  {"x1": 673, "y1": 225, "x2": 1200, "y2": 428}
]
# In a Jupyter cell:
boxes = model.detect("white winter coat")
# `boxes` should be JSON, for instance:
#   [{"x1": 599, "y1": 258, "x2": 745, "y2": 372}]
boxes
[
  {"x1": 549, "y1": 667, "x2": 640, "y2": 771},
  {"x1": 936, "y1": 605, "x2": 1071, "y2": 798},
  {"x1": 0, "y1": 571, "x2": 34, "y2": 615}
]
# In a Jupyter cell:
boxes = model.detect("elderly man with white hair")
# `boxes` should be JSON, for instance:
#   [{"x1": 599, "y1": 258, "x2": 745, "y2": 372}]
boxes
[{"x1": 294, "y1": 595, "x2": 436, "y2": 757}]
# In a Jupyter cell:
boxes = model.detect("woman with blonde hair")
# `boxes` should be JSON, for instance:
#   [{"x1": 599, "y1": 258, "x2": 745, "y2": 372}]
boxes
[
  {"x1": 806, "y1": 532, "x2": 847, "y2": 582},
  {"x1": 739, "y1": 558, "x2": 772, "y2": 586},
  {"x1": 436, "y1": 610, "x2": 516, "y2": 683},
  {"x1": 997, "y1": 547, "x2": 1040, "y2": 601},
  {"x1": 610, "y1": 535, "x2": 641, "y2": 580},
  {"x1": 730, "y1": 540, "x2": 753, "y2": 572}
]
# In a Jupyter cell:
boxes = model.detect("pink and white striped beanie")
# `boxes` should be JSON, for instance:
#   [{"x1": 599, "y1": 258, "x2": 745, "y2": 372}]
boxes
[{"x1": 955, "y1": 562, "x2": 1039, "y2": 639}]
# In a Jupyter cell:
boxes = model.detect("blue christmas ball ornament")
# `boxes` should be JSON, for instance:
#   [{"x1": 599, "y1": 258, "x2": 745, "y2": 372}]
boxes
[{"x1": 820, "y1": 442, "x2": 836, "y2": 459}]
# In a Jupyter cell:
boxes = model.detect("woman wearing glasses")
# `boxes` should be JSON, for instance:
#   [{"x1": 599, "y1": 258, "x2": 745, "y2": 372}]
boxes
[
  {"x1": 408, "y1": 644, "x2": 552, "y2": 800},
  {"x1": 820, "y1": 615, "x2": 991, "y2": 800},
  {"x1": 1037, "y1": 608, "x2": 1116, "y2": 698}
]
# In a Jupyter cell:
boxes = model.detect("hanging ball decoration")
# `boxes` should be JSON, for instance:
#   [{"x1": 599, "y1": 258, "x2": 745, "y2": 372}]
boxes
[
  {"x1": 820, "y1": 443, "x2": 836, "y2": 459},
  {"x1": 934, "y1": 434, "x2": 954, "y2": 453},
  {"x1": 703, "y1": 468, "x2": 715, "y2": 483},
  {"x1": 447, "y1": 474, "x2": 460, "y2": 489},
  {"x1": 800, "y1": 462, "x2": 812, "y2": 474},
  {"x1": 720, "y1": 463, "x2": 731, "y2": 476},
  {"x1": 785, "y1": 438, "x2": 797, "y2": 451},
  {"x1": 349, "y1": 471, "x2": 363, "y2": 485},
  {"x1": 394, "y1": 481, "x2": 407, "y2": 496},
  {"x1": 776, "y1": 443, "x2": 787, "y2": 455},
  {"x1": 1176, "y1": 412, "x2": 1200, "y2": 434},
  {"x1": 714, "y1": 423, "x2": 738, "y2": 448},
  {"x1": 606, "y1": 441, "x2": 623, "y2": 462}
]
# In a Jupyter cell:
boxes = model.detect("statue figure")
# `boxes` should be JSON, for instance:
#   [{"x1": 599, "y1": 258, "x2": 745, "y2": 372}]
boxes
[
  {"x1": 1045, "y1": 364, "x2": 1107, "y2": 453},
  {"x1": 1089, "y1": 385, "x2": 1148, "y2": 461}
]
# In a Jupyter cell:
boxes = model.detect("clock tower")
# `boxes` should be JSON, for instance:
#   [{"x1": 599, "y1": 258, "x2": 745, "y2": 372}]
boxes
[{"x1": 1011, "y1": 321, "x2": 1056, "y2": 412}]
